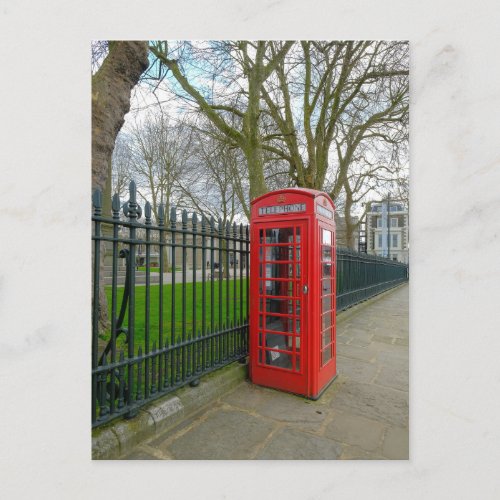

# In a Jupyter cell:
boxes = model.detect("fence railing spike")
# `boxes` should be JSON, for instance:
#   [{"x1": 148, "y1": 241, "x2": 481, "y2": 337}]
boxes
[
  {"x1": 158, "y1": 203, "x2": 165, "y2": 225},
  {"x1": 112, "y1": 193, "x2": 121, "y2": 217},
  {"x1": 92, "y1": 189, "x2": 102, "y2": 215},
  {"x1": 145, "y1": 201, "x2": 152, "y2": 224}
]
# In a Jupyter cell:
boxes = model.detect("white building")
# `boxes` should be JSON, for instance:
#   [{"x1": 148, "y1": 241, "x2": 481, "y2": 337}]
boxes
[{"x1": 366, "y1": 200, "x2": 409, "y2": 263}]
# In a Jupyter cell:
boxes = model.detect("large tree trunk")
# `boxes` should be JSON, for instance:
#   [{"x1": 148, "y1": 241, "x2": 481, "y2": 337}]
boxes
[
  {"x1": 92, "y1": 41, "x2": 149, "y2": 333},
  {"x1": 92, "y1": 41, "x2": 149, "y2": 191}
]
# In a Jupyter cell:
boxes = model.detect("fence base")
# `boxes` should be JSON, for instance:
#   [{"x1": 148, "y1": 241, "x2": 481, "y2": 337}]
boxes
[{"x1": 92, "y1": 361, "x2": 247, "y2": 459}]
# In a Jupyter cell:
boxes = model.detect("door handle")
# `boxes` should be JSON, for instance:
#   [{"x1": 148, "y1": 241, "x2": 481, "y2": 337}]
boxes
[{"x1": 302, "y1": 285, "x2": 308, "y2": 294}]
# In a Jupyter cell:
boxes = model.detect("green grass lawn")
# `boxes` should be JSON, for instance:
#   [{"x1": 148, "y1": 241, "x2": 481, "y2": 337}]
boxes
[
  {"x1": 137, "y1": 266, "x2": 182, "y2": 273},
  {"x1": 102, "y1": 278, "x2": 248, "y2": 354}
]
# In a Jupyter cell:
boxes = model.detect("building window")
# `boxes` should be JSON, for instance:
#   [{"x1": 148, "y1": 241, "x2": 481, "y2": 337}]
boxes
[
  {"x1": 391, "y1": 218, "x2": 398, "y2": 228},
  {"x1": 378, "y1": 234, "x2": 382, "y2": 248},
  {"x1": 377, "y1": 217, "x2": 382, "y2": 228},
  {"x1": 392, "y1": 234, "x2": 398, "y2": 248}
]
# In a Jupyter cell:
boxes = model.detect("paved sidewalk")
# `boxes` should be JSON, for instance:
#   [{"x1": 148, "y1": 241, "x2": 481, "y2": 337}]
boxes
[{"x1": 122, "y1": 284, "x2": 409, "y2": 460}]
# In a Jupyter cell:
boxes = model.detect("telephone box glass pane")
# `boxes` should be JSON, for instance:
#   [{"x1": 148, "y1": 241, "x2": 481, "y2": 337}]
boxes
[
  {"x1": 322, "y1": 229, "x2": 332, "y2": 245},
  {"x1": 322, "y1": 279, "x2": 332, "y2": 294},
  {"x1": 322, "y1": 263, "x2": 332, "y2": 277},
  {"x1": 295, "y1": 300, "x2": 301, "y2": 315},
  {"x1": 295, "y1": 336, "x2": 301, "y2": 351},
  {"x1": 322, "y1": 312, "x2": 332, "y2": 330},
  {"x1": 265, "y1": 315, "x2": 293, "y2": 333},
  {"x1": 322, "y1": 245, "x2": 332, "y2": 261},
  {"x1": 265, "y1": 228, "x2": 294, "y2": 244},
  {"x1": 266, "y1": 280, "x2": 294, "y2": 297},
  {"x1": 264, "y1": 332, "x2": 293, "y2": 370},
  {"x1": 264, "y1": 263, "x2": 293, "y2": 278},
  {"x1": 266, "y1": 298, "x2": 293, "y2": 314},
  {"x1": 265, "y1": 349, "x2": 293, "y2": 369},
  {"x1": 265, "y1": 332, "x2": 292, "y2": 350},
  {"x1": 322, "y1": 330, "x2": 331, "y2": 348},
  {"x1": 322, "y1": 347, "x2": 332, "y2": 365},
  {"x1": 322, "y1": 296, "x2": 332, "y2": 312}
]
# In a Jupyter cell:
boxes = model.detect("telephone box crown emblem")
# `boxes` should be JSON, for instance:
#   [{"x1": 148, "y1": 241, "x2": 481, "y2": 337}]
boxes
[{"x1": 277, "y1": 194, "x2": 286, "y2": 203}]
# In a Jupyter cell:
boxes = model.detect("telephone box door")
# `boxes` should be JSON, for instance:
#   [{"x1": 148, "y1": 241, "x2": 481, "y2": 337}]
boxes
[{"x1": 251, "y1": 220, "x2": 308, "y2": 395}]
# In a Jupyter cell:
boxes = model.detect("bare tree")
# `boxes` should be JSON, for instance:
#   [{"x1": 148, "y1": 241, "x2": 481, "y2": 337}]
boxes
[
  {"x1": 111, "y1": 132, "x2": 133, "y2": 199},
  {"x1": 259, "y1": 41, "x2": 409, "y2": 198},
  {"x1": 149, "y1": 40, "x2": 294, "y2": 200},
  {"x1": 177, "y1": 123, "x2": 247, "y2": 222},
  {"x1": 127, "y1": 110, "x2": 189, "y2": 223},
  {"x1": 334, "y1": 67, "x2": 409, "y2": 246}
]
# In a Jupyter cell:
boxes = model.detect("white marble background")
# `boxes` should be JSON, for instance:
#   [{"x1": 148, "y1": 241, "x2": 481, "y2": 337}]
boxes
[{"x1": 1, "y1": 0, "x2": 499, "y2": 498}]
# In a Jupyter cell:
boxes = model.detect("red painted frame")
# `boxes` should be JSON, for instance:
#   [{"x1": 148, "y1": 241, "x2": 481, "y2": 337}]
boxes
[{"x1": 249, "y1": 188, "x2": 337, "y2": 399}]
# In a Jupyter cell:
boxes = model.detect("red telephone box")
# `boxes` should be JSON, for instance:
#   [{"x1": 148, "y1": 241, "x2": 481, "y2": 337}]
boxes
[{"x1": 249, "y1": 188, "x2": 337, "y2": 399}]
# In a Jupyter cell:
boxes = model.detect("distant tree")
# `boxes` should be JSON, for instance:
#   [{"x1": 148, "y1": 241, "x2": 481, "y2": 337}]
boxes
[
  {"x1": 111, "y1": 133, "x2": 133, "y2": 199},
  {"x1": 335, "y1": 79, "x2": 409, "y2": 247},
  {"x1": 126, "y1": 110, "x2": 190, "y2": 222},
  {"x1": 177, "y1": 123, "x2": 247, "y2": 221}
]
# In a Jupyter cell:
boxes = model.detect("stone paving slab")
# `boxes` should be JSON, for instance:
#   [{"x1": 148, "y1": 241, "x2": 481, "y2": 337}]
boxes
[
  {"x1": 336, "y1": 356, "x2": 379, "y2": 384},
  {"x1": 160, "y1": 408, "x2": 277, "y2": 460},
  {"x1": 336, "y1": 344, "x2": 379, "y2": 363},
  {"x1": 118, "y1": 283, "x2": 409, "y2": 460},
  {"x1": 374, "y1": 364, "x2": 409, "y2": 392},
  {"x1": 221, "y1": 382, "x2": 328, "y2": 431},
  {"x1": 330, "y1": 380, "x2": 409, "y2": 428},
  {"x1": 324, "y1": 411, "x2": 385, "y2": 452},
  {"x1": 256, "y1": 427, "x2": 343, "y2": 460}
]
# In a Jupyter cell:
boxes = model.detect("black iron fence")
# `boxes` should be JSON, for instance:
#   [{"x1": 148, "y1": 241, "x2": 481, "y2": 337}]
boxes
[
  {"x1": 336, "y1": 247, "x2": 408, "y2": 311},
  {"x1": 92, "y1": 182, "x2": 249, "y2": 427},
  {"x1": 92, "y1": 182, "x2": 408, "y2": 427}
]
